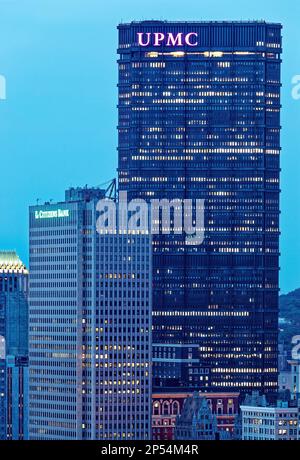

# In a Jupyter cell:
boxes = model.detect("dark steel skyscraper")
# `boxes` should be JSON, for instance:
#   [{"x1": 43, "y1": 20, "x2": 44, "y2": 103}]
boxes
[{"x1": 118, "y1": 21, "x2": 282, "y2": 393}]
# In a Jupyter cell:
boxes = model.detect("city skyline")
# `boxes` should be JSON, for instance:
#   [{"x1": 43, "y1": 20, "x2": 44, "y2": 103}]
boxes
[
  {"x1": 0, "y1": 2, "x2": 300, "y2": 446},
  {"x1": 0, "y1": 1, "x2": 300, "y2": 294}
]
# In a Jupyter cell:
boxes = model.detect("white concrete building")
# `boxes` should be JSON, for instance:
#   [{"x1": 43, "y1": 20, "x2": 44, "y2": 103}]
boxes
[{"x1": 240, "y1": 393, "x2": 299, "y2": 440}]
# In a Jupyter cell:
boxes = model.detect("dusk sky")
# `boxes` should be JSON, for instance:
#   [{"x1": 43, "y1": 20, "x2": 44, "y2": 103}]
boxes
[{"x1": 0, "y1": 0, "x2": 299, "y2": 293}]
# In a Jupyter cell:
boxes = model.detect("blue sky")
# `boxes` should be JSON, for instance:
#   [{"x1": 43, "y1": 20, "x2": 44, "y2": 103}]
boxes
[{"x1": 0, "y1": 0, "x2": 299, "y2": 293}]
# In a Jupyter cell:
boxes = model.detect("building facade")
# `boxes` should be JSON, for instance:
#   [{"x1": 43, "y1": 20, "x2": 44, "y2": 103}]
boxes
[
  {"x1": 240, "y1": 393, "x2": 300, "y2": 440},
  {"x1": 29, "y1": 187, "x2": 152, "y2": 440},
  {"x1": 279, "y1": 359, "x2": 300, "y2": 400},
  {"x1": 0, "y1": 251, "x2": 29, "y2": 440},
  {"x1": 174, "y1": 393, "x2": 218, "y2": 440},
  {"x1": 152, "y1": 391, "x2": 239, "y2": 440},
  {"x1": 288, "y1": 360, "x2": 300, "y2": 400},
  {"x1": 118, "y1": 21, "x2": 282, "y2": 393}
]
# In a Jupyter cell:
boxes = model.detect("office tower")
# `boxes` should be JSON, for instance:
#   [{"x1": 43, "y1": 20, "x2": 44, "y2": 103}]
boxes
[
  {"x1": 118, "y1": 21, "x2": 282, "y2": 393},
  {"x1": 97, "y1": 230, "x2": 152, "y2": 440},
  {"x1": 0, "y1": 251, "x2": 29, "y2": 440},
  {"x1": 29, "y1": 186, "x2": 152, "y2": 440}
]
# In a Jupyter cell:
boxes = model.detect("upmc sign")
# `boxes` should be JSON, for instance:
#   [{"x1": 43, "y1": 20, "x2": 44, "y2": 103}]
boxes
[{"x1": 137, "y1": 32, "x2": 198, "y2": 47}]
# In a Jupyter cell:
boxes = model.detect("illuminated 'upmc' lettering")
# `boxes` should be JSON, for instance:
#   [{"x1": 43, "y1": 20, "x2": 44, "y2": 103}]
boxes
[{"x1": 137, "y1": 32, "x2": 198, "y2": 47}]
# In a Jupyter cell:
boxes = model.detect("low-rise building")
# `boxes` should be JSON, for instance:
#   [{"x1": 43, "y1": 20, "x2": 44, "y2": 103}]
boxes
[
  {"x1": 152, "y1": 391, "x2": 239, "y2": 440},
  {"x1": 240, "y1": 392, "x2": 300, "y2": 440},
  {"x1": 174, "y1": 393, "x2": 218, "y2": 440}
]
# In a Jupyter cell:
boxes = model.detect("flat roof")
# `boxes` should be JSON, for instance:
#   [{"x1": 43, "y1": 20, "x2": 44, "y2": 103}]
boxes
[{"x1": 118, "y1": 20, "x2": 282, "y2": 27}]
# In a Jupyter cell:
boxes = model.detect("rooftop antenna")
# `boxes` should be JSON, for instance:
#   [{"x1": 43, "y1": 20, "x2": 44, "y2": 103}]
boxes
[
  {"x1": 105, "y1": 178, "x2": 117, "y2": 201},
  {"x1": 36, "y1": 198, "x2": 40, "y2": 205}
]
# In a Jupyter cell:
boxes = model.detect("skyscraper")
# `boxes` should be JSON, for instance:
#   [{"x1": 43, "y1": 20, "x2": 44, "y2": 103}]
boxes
[
  {"x1": 118, "y1": 21, "x2": 282, "y2": 393},
  {"x1": 0, "y1": 251, "x2": 29, "y2": 440},
  {"x1": 97, "y1": 230, "x2": 152, "y2": 440},
  {"x1": 29, "y1": 186, "x2": 152, "y2": 440}
]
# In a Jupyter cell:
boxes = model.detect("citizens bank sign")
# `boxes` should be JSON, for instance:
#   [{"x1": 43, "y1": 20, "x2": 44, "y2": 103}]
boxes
[
  {"x1": 137, "y1": 32, "x2": 198, "y2": 47},
  {"x1": 35, "y1": 209, "x2": 70, "y2": 219}
]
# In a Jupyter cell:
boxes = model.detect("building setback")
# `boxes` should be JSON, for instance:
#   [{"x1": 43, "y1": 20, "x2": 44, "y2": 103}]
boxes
[
  {"x1": 28, "y1": 187, "x2": 152, "y2": 440},
  {"x1": 0, "y1": 251, "x2": 28, "y2": 440},
  {"x1": 118, "y1": 21, "x2": 282, "y2": 393}
]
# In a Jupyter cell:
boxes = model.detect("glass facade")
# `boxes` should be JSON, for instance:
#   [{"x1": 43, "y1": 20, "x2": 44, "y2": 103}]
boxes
[
  {"x1": 0, "y1": 251, "x2": 29, "y2": 440},
  {"x1": 118, "y1": 21, "x2": 282, "y2": 393}
]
